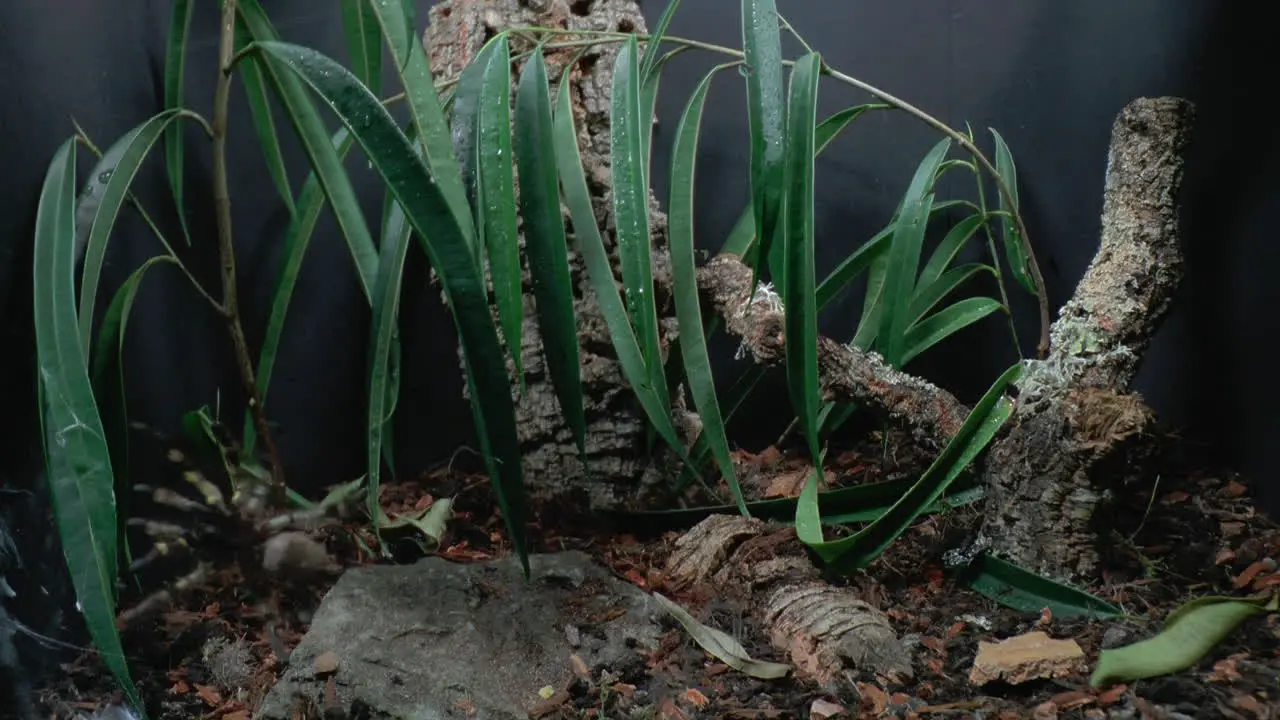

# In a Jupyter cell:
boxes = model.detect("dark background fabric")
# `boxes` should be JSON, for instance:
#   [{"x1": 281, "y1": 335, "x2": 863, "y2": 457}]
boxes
[{"x1": 0, "y1": 0, "x2": 1275, "y2": 513}]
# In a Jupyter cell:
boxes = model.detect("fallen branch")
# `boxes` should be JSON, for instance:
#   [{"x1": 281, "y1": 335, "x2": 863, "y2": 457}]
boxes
[{"x1": 697, "y1": 96, "x2": 1196, "y2": 586}]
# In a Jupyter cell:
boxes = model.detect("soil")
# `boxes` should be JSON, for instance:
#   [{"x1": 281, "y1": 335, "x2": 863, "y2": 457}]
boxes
[{"x1": 34, "y1": 429, "x2": 1280, "y2": 720}]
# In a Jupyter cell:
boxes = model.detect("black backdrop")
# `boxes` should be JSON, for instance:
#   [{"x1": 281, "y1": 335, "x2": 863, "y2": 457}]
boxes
[{"x1": 1, "y1": 0, "x2": 1276, "y2": 514}]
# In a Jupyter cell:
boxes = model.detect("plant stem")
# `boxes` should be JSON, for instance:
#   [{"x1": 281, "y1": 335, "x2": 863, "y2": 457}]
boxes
[{"x1": 213, "y1": 0, "x2": 286, "y2": 505}]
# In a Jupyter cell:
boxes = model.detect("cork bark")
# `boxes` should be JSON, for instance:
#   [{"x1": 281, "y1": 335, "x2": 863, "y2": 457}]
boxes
[
  {"x1": 424, "y1": 0, "x2": 692, "y2": 515},
  {"x1": 696, "y1": 97, "x2": 1196, "y2": 586}
]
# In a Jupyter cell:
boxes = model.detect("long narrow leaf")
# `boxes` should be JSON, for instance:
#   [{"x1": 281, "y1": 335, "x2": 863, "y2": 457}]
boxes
[
  {"x1": 234, "y1": 19, "x2": 296, "y2": 215},
  {"x1": 449, "y1": 38, "x2": 501, "y2": 215},
  {"x1": 803, "y1": 363, "x2": 1023, "y2": 571},
  {"x1": 900, "y1": 296, "x2": 1002, "y2": 366},
  {"x1": 76, "y1": 110, "x2": 201, "y2": 356},
  {"x1": 907, "y1": 263, "x2": 993, "y2": 325},
  {"x1": 640, "y1": 0, "x2": 681, "y2": 78},
  {"x1": 515, "y1": 49, "x2": 586, "y2": 457},
  {"x1": 720, "y1": 103, "x2": 888, "y2": 259},
  {"x1": 741, "y1": 0, "x2": 786, "y2": 283},
  {"x1": 475, "y1": 36, "x2": 523, "y2": 376},
  {"x1": 368, "y1": 0, "x2": 474, "y2": 245},
  {"x1": 341, "y1": 0, "x2": 383, "y2": 96},
  {"x1": 877, "y1": 138, "x2": 951, "y2": 366},
  {"x1": 253, "y1": 40, "x2": 530, "y2": 574},
  {"x1": 669, "y1": 63, "x2": 746, "y2": 514},
  {"x1": 237, "y1": 0, "x2": 379, "y2": 299},
  {"x1": 611, "y1": 36, "x2": 671, "y2": 410},
  {"x1": 551, "y1": 65, "x2": 690, "y2": 462},
  {"x1": 989, "y1": 128, "x2": 1035, "y2": 295},
  {"x1": 918, "y1": 212, "x2": 984, "y2": 289},
  {"x1": 782, "y1": 52, "x2": 821, "y2": 459},
  {"x1": 245, "y1": 127, "x2": 357, "y2": 456},
  {"x1": 34, "y1": 138, "x2": 144, "y2": 714},
  {"x1": 163, "y1": 0, "x2": 195, "y2": 244}
]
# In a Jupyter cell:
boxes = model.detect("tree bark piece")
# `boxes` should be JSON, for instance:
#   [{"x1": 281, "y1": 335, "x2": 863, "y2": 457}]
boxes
[
  {"x1": 424, "y1": 0, "x2": 692, "y2": 514},
  {"x1": 975, "y1": 96, "x2": 1195, "y2": 583},
  {"x1": 695, "y1": 97, "x2": 1195, "y2": 586},
  {"x1": 695, "y1": 258, "x2": 970, "y2": 453},
  {"x1": 663, "y1": 514, "x2": 913, "y2": 685}
]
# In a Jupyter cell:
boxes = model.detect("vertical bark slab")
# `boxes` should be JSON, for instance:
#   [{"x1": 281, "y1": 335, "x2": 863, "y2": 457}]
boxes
[
  {"x1": 975, "y1": 97, "x2": 1196, "y2": 584},
  {"x1": 424, "y1": 0, "x2": 692, "y2": 515}
]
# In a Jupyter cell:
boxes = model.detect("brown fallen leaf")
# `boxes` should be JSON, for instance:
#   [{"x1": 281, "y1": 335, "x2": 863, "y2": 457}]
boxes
[
  {"x1": 857, "y1": 683, "x2": 888, "y2": 715},
  {"x1": 682, "y1": 688, "x2": 709, "y2": 708},
  {"x1": 1233, "y1": 559, "x2": 1276, "y2": 589},
  {"x1": 1216, "y1": 549, "x2": 1237, "y2": 566},
  {"x1": 194, "y1": 683, "x2": 222, "y2": 707}
]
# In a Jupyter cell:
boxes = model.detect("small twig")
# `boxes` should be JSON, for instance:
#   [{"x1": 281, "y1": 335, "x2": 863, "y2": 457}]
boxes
[{"x1": 213, "y1": 0, "x2": 286, "y2": 505}]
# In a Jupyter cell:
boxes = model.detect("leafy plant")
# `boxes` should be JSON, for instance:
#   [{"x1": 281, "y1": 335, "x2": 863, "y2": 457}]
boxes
[{"x1": 31, "y1": 1, "x2": 1055, "y2": 712}]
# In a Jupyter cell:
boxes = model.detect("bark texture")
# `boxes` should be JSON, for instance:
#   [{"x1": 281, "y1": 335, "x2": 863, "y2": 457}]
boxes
[
  {"x1": 663, "y1": 515, "x2": 913, "y2": 685},
  {"x1": 695, "y1": 97, "x2": 1196, "y2": 586},
  {"x1": 975, "y1": 97, "x2": 1195, "y2": 583},
  {"x1": 424, "y1": 0, "x2": 691, "y2": 514}
]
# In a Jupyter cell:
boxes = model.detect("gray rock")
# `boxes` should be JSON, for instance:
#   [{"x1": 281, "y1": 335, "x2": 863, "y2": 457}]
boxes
[{"x1": 256, "y1": 551, "x2": 665, "y2": 720}]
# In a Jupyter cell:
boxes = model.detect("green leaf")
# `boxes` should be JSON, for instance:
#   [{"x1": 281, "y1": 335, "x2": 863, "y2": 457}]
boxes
[
  {"x1": 907, "y1": 263, "x2": 993, "y2": 326},
  {"x1": 876, "y1": 138, "x2": 951, "y2": 366},
  {"x1": 238, "y1": 0, "x2": 379, "y2": 300},
  {"x1": 1091, "y1": 593, "x2": 1279, "y2": 689},
  {"x1": 669, "y1": 63, "x2": 746, "y2": 515},
  {"x1": 252, "y1": 39, "x2": 530, "y2": 574},
  {"x1": 799, "y1": 363, "x2": 1022, "y2": 571},
  {"x1": 741, "y1": 0, "x2": 786, "y2": 287},
  {"x1": 76, "y1": 109, "x2": 201, "y2": 357},
  {"x1": 917, "y1": 212, "x2": 984, "y2": 290},
  {"x1": 448, "y1": 38, "x2": 501, "y2": 217},
  {"x1": 719, "y1": 104, "x2": 886, "y2": 260},
  {"x1": 341, "y1": 0, "x2": 383, "y2": 96},
  {"x1": 91, "y1": 256, "x2": 179, "y2": 392},
  {"x1": 367, "y1": 0, "x2": 474, "y2": 247},
  {"x1": 989, "y1": 128, "x2": 1035, "y2": 295},
  {"x1": 551, "y1": 65, "x2": 691, "y2": 464},
  {"x1": 901, "y1": 296, "x2": 1002, "y2": 366},
  {"x1": 163, "y1": 0, "x2": 195, "y2": 244},
  {"x1": 781, "y1": 51, "x2": 822, "y2": 465},
  {"x1": 244, "y1": 127, "x2": 357, "y2": 458},
  {"x1": 640, "y1": 0, "x2": 681, "y2": 79},
  {"x1": 474, "y1": 36, "x2": 523, "y2": 378},
  {"x1": 34, "y1": 138, "x2": 144, "y2": 715},
  {"x1": 234, "y1": 18, "x2": 295, "y2": 215},
  {"x1": 366, "y1": 176, "x2": 414, "y2": 547},
  {"x1": 965, "y1": 552, "x2": 1125, "y2": 621},
  {"x1": 611, "y1": 36, "x2": 672, "y2": 411},
  {"x1": 515, "y1": 49, "x2": 587, "y2": 457}
]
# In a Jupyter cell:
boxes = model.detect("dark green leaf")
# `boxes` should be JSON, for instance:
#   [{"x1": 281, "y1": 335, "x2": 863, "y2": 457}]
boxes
[
  {"x1": 669, "y1": 63, "x2": 746, "y2": 514},
  {"x1": 611, "y1": 36, "x2": 672, "y2": 411},
  {"x1": 244, "y1": 127, "x2": 357, "y2": 457},
  {"x1": 34, "y1": 138, "x2": 144, "y2": 715},
  {"x1": 234, "y1": 18, "x2": 295, "y2": 215},
  {"x1": 901, "y1": 296, "x2": 1002, "y2": 366},
  {"x1": 965, "y1": 552, "x2": 1125, "y2": 621},
  {"x1": 475, "y1": 36, "x2": 522, "y2": 378},
  {"x1": 877, "y1": 138, "x2": 951, "y2": 366},
  {"x1": 551, "y1": 65, "x2": 691, "y2": 463},
  {"x1": 76, "y1": 109, "x2": 200, "y2": 356},
  {"x1": 253, "y1": 39, "x2": 530, "y2": 574},
  {"x1": 799, "y1": 363, "x2": 1022, "y2": 571},
  {"x1": 515, "y1": 49, "x2": 586, "y2": 457},
  {"x1": 781, "y1": 51, "x2": 821, "y2": 463},
  {"x1": 449, "y1": 38, "x2": 501, "y2": 216},
  {"x1": 907, "y1": 263, "x2": 993, "y2": 326},
  {"x1": 741, "y1": 0, "x2": 786, "y2": 289},
  {"x1": 341, "y1": 0, "x2": 383, "y2": 96},
  {"x1": 989, "y1": 128, "x2": 1035, "y2": 295},
  {"x1": 640, "y1": 0, "x2": 681, "y2": 79},
  {"x1": 918, "y1": 212, "x2": 985, "y2": 290},
  {"x1": 163, "y1": 0, "x2": 195, "y2": 245},
  {"x1": 238, "y1": 0, "x2": 379, "y2": 300}
]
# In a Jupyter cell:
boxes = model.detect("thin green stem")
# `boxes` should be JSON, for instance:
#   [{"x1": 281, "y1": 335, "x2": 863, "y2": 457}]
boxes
[
  {"x1": 972, "y1": 157, "x2": 1024, "y2": 360},
  {"x1": 214, "y1": 0, "x2": 286, "y2": 504},
  {"x1": 777, "y1": 12, "x2": 815, "y2": 55}
]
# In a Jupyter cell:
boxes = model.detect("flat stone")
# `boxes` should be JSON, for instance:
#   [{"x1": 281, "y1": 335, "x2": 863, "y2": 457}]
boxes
[
  {"x1": 968, "y1": 631, "x2": 1087, "y2": 686},
  {"x1": 256, "y1": 551, "x2": 665, "y2": 719}
]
